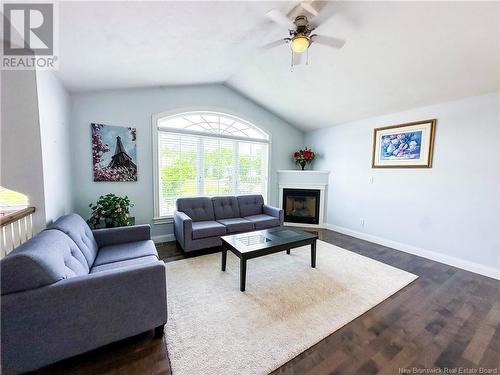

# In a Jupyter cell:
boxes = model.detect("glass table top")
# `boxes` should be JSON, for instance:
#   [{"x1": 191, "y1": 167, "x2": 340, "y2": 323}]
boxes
[
  {"x1": 222, "y1": 227, "x2": 318, "y2": 253},
  {"x1": 236, "y1": 234, "x2": 271, "y2": 246}
]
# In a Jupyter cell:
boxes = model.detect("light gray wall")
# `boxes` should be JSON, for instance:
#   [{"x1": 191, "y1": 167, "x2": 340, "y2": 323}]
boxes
[
  {"x1": 36, "y1": 71, "x2": 73, "y2": 223},
  {"x1": 0, "y1": 70, "x2": 46, "y2": 234},
  {"x1": 70, "y1": 84, "x2": 304, "y2": 239},
  {"x1": 305, "y1": 92, "x2": 500, "y2": 277}
]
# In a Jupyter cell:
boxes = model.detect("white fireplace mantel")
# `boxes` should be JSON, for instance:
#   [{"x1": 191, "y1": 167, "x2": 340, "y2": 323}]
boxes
[
  {"x1": 277, "y1": 170, "x2": 330, "y2": 187},
  {"x1": 277, "y1": 170, "x2": 330, "y2": 228}
]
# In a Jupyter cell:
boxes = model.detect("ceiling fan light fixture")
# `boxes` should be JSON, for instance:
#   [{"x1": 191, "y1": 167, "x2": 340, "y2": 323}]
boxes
[{"x1": 290, "y1": 35, "x2": 310, "y2": 53}]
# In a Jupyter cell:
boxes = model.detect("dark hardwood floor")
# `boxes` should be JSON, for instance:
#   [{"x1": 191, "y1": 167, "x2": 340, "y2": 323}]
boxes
[{"x1": 35, "y1": 229, "x2": 500, "y2": 375}]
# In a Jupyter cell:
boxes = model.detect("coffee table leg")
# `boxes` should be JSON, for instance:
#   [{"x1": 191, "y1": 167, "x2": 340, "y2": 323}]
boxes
[
  {"x1": 221, "y1": 244, "x2": 227, "y2": 271},
  {"x1": 311, "y1": 240, "x2": 317, "y2": 268},
  {"x1": 286, "y1": 249, "x2": 290, "y2": 255},
  {"x1": 240, "y1": 258, "x2": 246, "y2": 292}
]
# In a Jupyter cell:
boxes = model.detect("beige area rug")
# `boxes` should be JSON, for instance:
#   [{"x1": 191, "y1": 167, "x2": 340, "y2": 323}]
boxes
[{"x1": 165, "y1": 240, "x2": 417, "y2": 375}]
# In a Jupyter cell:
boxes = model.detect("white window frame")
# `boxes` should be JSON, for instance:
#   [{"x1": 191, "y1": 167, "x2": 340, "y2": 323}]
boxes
[{"x1": 152, "y1": 110, "x2": 272, "y2": 223}]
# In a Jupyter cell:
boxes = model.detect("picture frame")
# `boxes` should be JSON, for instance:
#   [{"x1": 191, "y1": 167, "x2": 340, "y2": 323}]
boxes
[
  {"x1": 371, "y1": 119, "x2": 436, "y2": 168},
  {"x1": 91, "y1": 123, "x2": 138, "y2": 181}
]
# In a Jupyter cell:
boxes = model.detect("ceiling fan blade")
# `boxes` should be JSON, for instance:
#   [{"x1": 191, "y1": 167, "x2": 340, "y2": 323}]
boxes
[
  {"x1": 311, "y1": 35, "x2": 346, "y2": 49},
  {"x1": 309, "y1": 2, "x2": 336, "y2": 29},
  {"x1": 260, "y1": 39, "x2": 287, "y2": 50},
  {"x1": 265, "y1": 9, "x2": 295, "y2": 29},
  {"x1": 300, "y1": 1, "x2": 319, "y2": 17}
]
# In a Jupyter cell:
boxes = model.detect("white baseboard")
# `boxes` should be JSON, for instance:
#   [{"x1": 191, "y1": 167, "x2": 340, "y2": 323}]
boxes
[
  {"x1": 325, "y1": 223, "x2": 500, "y2": 281},
  {"x1": 152, "y1": 233, "x2": 176, "y2": 244}
]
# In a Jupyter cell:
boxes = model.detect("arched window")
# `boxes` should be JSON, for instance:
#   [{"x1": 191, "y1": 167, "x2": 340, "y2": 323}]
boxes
[{"x1": 153, "y1": 111, "x2": 270, "y2": 219}]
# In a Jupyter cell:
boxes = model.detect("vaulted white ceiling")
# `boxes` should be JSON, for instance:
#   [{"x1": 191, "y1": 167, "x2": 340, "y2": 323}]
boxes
[{"x1": 56, "y1": 1, "x2": 500, "y2": 130}]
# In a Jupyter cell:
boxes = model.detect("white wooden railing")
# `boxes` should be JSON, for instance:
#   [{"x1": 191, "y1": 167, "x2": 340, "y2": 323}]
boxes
[{"x1": 0, "y1": 207, "x2": 35, "y2": 258}]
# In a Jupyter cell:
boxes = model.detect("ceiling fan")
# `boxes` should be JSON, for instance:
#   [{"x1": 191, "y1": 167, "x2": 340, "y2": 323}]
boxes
[{"x1": 262, "y1": 2, "x2": 346, "y2": 67}]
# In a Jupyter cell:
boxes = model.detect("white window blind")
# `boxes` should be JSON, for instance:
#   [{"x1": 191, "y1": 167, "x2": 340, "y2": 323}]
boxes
[
  {"x1": 156, "y1": 113, "x2": 269, "y2": 218},
  {"x1": 158, "y1": 133, "x2": 198, "y2": 217}
]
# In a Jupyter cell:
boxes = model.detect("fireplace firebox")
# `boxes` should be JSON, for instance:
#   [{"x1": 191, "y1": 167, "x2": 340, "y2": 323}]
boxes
[{"x1": 282, "y1": 188, "x2": 321, "y2": 225}]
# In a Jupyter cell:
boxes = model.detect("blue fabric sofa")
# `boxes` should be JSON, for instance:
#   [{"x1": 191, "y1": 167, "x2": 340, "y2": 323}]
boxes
[
  {"x1": 174, "y1": 194, "x2": 284, "y2": 252},
  {"x1": 0, "y1": 213, "x2": 167, "y2": 374}
]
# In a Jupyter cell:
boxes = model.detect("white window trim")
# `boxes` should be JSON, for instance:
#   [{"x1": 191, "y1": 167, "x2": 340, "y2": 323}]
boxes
[{"x1": 152, "y1": 110, "x2": 272, "y2": 223}]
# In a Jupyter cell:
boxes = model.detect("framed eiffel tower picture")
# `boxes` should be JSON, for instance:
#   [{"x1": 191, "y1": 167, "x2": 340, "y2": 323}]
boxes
[{"x1": 91, "y1": 123, "x2": 137, "y2": 182}]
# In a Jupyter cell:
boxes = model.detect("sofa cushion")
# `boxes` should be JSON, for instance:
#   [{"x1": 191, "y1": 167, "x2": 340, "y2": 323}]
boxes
[
  {"x1": 1, "y1": 230, "x2": 89, "y2": 295},
  {"x1": 237, "y1": 195, "x2": 264, "y2": 217},
  {"x1": 176, "y1": 197, "x2": 215, "y2": 221},
  {"x1": 192, "y1": 221, "x2": 226, "y2": 240},
  {"x1": 47, "y1": 213, "x2": 98, "y2": 267},
  {"x1": 90, "y1": 255, "x2": 159, "y2": 274},
  {"x1": 217, "y1": 218, "x2": 254, "y2": 234},
  {"x1": 212, "y1": 196, "x2": 240, "y2": 220},
  {"x1": 244, "y1": 214, "x2": 280, "y2": 230},
  {"x1": 93, "y1": 240, "x2": 158, "y2": 267}
]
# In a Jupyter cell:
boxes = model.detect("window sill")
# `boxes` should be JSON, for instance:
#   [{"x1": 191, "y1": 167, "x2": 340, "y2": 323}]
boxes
[{"x1": 153, "y1": 216, "x2": 173, "y2": 225}]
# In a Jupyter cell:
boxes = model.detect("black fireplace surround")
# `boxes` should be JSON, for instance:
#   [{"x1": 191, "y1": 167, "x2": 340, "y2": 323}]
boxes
[{"x1": 282, "y1": 188, "x2": 320, "y2": 225}]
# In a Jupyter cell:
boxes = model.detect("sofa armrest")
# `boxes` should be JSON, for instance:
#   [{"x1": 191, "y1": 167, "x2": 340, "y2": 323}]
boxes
[
  {"x1": 263, "y1": 204, "x2": 284, "y2": 225},
  {"x1": 92, "y1": 224, "x2": 151, "y2": 247},
  {"x1": 1, "y1": 261, "x2": 167, "y2": 374},
  {"x1": 173, "y1": 211, "x2": 193, "y2": 249}
]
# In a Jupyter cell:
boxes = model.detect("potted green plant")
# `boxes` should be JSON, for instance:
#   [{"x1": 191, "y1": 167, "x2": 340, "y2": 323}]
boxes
[{"x1": 87, "y1": 193, "x2": 134, "y2": 229}]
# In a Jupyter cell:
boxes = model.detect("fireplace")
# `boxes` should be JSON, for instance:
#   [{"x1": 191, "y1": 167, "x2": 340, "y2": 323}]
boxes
[
  {"x1": 278, "y1": 170, "x2": 330, "y2": 228},
  {"x1": 283, "y1": 188, "x2": 321, "y2": 225}
]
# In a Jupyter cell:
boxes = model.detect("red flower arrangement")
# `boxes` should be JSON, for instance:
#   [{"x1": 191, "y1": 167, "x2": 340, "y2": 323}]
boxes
[{"x1": 293, "y1": 147, "x2": 315, "y2": 170}]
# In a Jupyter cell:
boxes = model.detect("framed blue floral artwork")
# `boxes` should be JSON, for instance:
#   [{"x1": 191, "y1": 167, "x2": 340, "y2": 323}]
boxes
[{"x1": 372, "y1": 119, "x2": 436, "y2": 168}]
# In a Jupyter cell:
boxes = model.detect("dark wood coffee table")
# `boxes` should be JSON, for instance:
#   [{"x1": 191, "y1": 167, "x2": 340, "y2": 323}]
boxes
[{"x1": 221, "y1": 227, "x2": 318, "y2": 291}]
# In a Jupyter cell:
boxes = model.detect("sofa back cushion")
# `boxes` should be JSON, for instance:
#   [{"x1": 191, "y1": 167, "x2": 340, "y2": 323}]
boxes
[
  {"x1": 237, "y1": 195, "x2": 264, "y2": 217},
  {"x1": 47, "y1": 213, "x2": 98, "y2": 267},
  {"x1": 176, "y1": 197, "x2": 215, "y2": 221},
  {"x1": 1, "y1": 230, "x2": 89, "y2": 295},
  {"x1": 212, "y1": 196, "x2": 240, "y2": 220}
]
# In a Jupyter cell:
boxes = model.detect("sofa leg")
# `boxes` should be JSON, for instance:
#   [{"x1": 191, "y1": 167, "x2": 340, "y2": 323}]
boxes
[{"x1": 154, "y1": 325, "x2": 164, "y2": 338}]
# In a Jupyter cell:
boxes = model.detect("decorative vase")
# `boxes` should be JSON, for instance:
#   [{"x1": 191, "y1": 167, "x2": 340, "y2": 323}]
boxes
[{"x1": 299, "y1": 160, "x2": 306, "y2": 170}]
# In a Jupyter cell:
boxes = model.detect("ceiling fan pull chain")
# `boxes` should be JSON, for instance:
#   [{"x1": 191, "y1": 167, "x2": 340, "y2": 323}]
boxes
[{"x1": 291, "y1": 49, "x2": 294, "y2": 72}]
